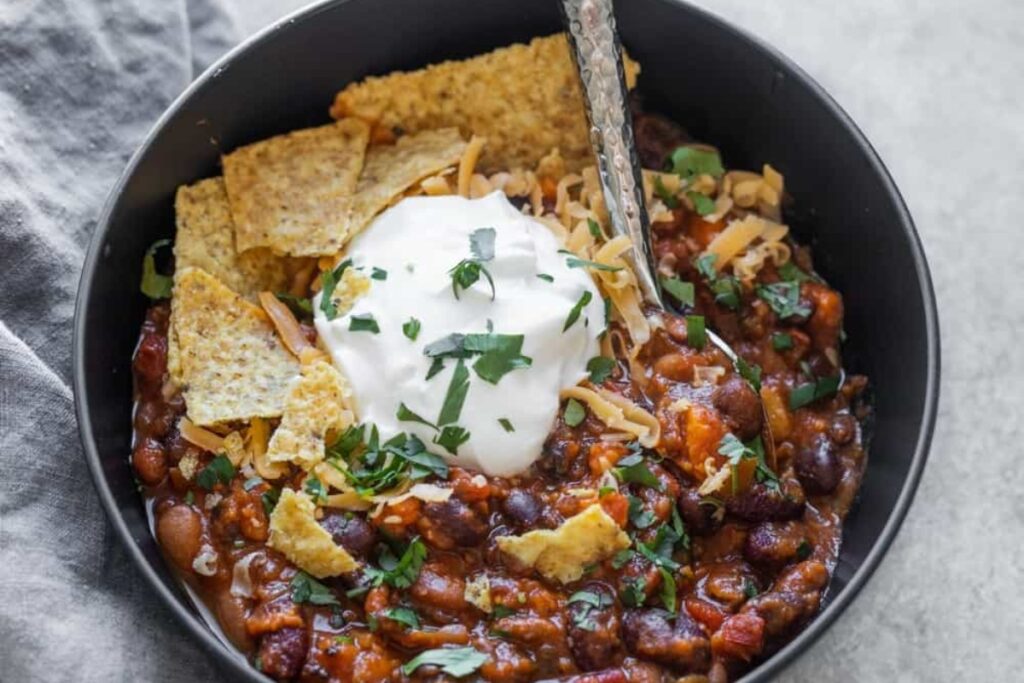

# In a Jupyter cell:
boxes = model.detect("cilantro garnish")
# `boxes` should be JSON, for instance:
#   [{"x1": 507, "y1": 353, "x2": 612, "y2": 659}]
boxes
[
  {"x1": 349, "y1": 313, "x2": 380, "y2": 334},
  {"x1": 304, "y1": 475, "x2": 327, "y2": 504},
  {"x1": 423, "y1": 332, "x2": 532, "y2": 385},
  {"x1": 687, "y1": 191, "x2": 716, "y2": 216},
  {"x1": 736, "y1": 356, "x2": 763, "y2": 392},
  {"x1": 612, "y1": 548, "x2": 634, "y2": 569},
  {"x1": 196, "y1": 454, "x2": 235, "y2": 491},
  {"x1": 396, "y1": 403, "x2": 437, "y2": 431},
  {"x1": 587, "y1": 218, "x2": 604, "y2": 240},
  {"x1": 563, "y1": 398, "x2": 586, "y2": 427},
  {"x1": 450, "y1": 228, "x2": 497, "y2": 300},
  {"x1": 536, "y1": 273, "x2": 554, "y2": 283},
  {"x1": 564, "y1": 291, "x2": 593, "y2": 331},
  {"x1": 586, "y1": 356, "x2": 616, "y2": 384},
  {"x1": 564, "y1": 256, "x2": 623, "y2": 272},
  {"x1": 140, "y1": 239, "x2": 173, "y2": 299},
  {"x1": 743, "y1": 578, "x2": 759, "y2": 599},
  {"x1": 434, "y1": 425, "x2": 470, "y2": 455},
  {"x1": 778, "y1": 261, "x2": 812, "y2": 283},
  {"x1": 498, "y1": 418, "x2": 515, "y2": 433},
  {"x1": 274, "y1": 292, "x2": 313, "y2": 320},
  {"x1": 371, "y1": 267, "x2": 388, "y2": 281},
  {"x1": 382, "y1": 606, "x2": 420, "y2": 630},
  {"x1": 627, "y1": 495, "x2": 656, "y2": 529},
  {"x1": 757, "y1": 282, "x2": 810, "y2": 320},
  {"x1": 260, "y1": 487, "x2": 280, "y2": 517},
  {"x1": 686, "y1": 315, "x2": 706, "y2": 350},
  {"x1": 437, "y1": 359, "x2": 470, "y2": 426},
  {"x1": 772, "y1": 332, "x2": 794, "y2": 351},
  {"x1": 366, "y1": 537, "x2": 427, "y2": 589},
  {"x1": 401, "y1": 647, "x2": 488, "y2": 678},
  {"x1": 327, "y1": 426, "x2": 447, "y2": 495},
  {"x1": 718, "y1": 434, "x2": 778, "y2": 493},
  {"x1": 789, "y1": 374, "x2": 842, "y2": 409},
  {"x1": 670, "y1": 146, "x2": 725, "y2": 180},
  {"x1": 568, "y1": 590, "x2": 613, "y2": 631},
  {"x1": 319, "y1": 259, "x2": 352, "y2": 320},
  {"x1": 658, "y1": 566, "x2": 677, "y2": 613},
  {"x1": 620, "y1": 577, "x2": 647, "y2": 607},
  {"x1": 694, "y1": 254, "x2": 741, "y2": 310},
  {"x1": 661, "y1": 276, "x2": 695, "y2": 307},
  {"x1": 615, "y1": 448, "x2": 661, "y2": 489},
  {"x1": 470, "y1": 227, "x2": 496, "y2": 261},
  {"x1": 291, "y1": 571, "x2": 340, "y2": 606},
  {"x1": 402, "y1": 317, "x2": 421, "y2": 341}
]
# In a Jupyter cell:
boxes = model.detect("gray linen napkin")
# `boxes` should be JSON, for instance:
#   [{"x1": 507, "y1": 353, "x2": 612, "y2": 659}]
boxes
[{"x1": 0, "y1": 1, "x2": 244, "y2": 680}]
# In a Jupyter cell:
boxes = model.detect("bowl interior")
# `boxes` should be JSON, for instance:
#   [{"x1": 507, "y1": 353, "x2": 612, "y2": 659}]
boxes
[{"x1": 75, "y1": 0, "x2": 937, "y2": 680}]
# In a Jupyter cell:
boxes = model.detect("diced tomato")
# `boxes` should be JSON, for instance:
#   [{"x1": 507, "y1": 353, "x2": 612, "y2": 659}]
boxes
[
  {"x1": 685, "y1": 597, "x2": 728, "y2": 632},
  {"x1": 599, "y1": 492, "x2": 629, "y2": 528},
  {"x1": 711, "y1": 613, "x2": 766, "y2": 661}
]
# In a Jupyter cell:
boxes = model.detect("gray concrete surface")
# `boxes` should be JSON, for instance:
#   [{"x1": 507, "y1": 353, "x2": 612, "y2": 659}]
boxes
[{"x1": 229, "y1": 1, "x2": 1024, "y2": 679}]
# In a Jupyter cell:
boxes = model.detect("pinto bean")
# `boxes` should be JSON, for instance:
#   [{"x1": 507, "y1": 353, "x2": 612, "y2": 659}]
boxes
[
  {"x1": 134, "y1": 400, "x2": 176, "y2": 439},
  {"x1": 319, "y1": 512, "x2": 377, "y2": 558},
  {"x1": 566, "y1": 584, "x2": 620, "y2": 671},
  {"x1": 258, "y1": 627, "x2": 307, "y2": 679},
  {"x1": 621, "y1": 609, "x2": 710, "y2": 674},
  {"x1": 793, "y1": 436, "x2": 841, "y2": 494},
  {"x1": 133, "y1": 331, "x2": 167, "y2": 384},
  {"x1": 420, "y1": 498, "x2": 488, "y2": 548},
  {"x1": 744, "y1": 522, "x2": 807, "y2": 567},
  {"x1": 132, "y1": 437, "x2": 167, "y2": 485},
  {"x1": 726, "y1": 483, "x2": 804, "y2": 522},
  {"x1": 409, "y1": 564, "x2": 466, "y2": 613},
  {"x1": 155, "y1": 504, "x2": 202, "y2": 572},
  {"x1": 213, "y1": 591, "x2": 253, "y2": 650},
  {"x1": 712, "y1": 377, "x2": 763, "y2": 440}
]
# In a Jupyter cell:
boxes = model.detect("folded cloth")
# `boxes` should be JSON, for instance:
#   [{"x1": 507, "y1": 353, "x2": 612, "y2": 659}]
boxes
[{"x1": 0, "y1": 1, "x2": 254, "y2": 680}]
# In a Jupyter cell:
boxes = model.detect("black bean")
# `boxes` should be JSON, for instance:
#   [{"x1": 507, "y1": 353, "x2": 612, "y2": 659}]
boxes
[
  {"x1": 676, "y1": 487, "x2": 721, "y2": 536},
  {"x1": 566, "y1": 584, "x2": 619, "y2": 671},
  {"x1": 793, "y1": 436, "x2": 841, "y2": 494},
  {"x1": 423, "y1": 499, "x2": 488, "y2": 547},
  {"x1": 318, "y1": 513, "x2": 377, "y2": 558},
  {"x1": 743, "y1": 522, "x2": 806, "y2": 567},
  {"x1": 713, "y1": 377, "x2": 763, "y2": 440},
  {"x1": 726, "y1": 483, "x2": 804, "y2": 522},
  {"x1": 502, "y1": 490, "x2": 543, "y2": 530}
]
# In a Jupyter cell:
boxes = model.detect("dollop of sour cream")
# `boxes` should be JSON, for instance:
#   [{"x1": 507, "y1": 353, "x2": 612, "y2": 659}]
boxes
[{"x1": 315, "y1": 191, "x2": 605, "y2": 476}]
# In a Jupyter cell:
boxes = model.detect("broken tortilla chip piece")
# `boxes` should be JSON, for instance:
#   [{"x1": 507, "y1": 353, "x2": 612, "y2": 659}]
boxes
[
  {"x1": 343, "y1": 128, "x2": 466, "y2": 241},
  {"x1": 268, "y1": 488, "x2": 359, "y2": 578},
  {"x1": 330, "y1": 34, "x2": 639, "y2": 174},
  {"x1": 223, "y1": 118, "x2": 370, "y2": 257},
  {"x1": 170, "y1": 267, "x2": 300, "y2": 425},
  {"x1": 266, "y1": 360, "x2": 354, "y2": 470},
  {"x1": 496, "y1": 504, "x2": 630, "y2": 584},
  {"x1": 173, "y1": 177, "x2": 292, "y2": 299}
]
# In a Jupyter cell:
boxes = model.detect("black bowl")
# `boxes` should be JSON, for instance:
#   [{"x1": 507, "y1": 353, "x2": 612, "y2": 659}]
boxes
[{"x1": 73, "y1": 0, "x2": 939, "y2": 680}]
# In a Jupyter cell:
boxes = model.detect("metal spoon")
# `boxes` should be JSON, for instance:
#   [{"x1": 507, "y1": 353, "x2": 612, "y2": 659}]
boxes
[{"x1": 559, "y1": 0, "x2": 777, "y2": 467}]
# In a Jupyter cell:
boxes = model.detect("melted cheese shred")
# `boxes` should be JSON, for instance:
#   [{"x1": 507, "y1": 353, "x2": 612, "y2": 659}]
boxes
[{"x1": 560, "y1": 386, "x2": 660, "y2": 448}]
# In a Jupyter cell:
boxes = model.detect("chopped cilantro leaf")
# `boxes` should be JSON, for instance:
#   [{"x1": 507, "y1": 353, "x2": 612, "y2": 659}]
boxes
[
  {"x1": 620, "y1": 577, "x2": 647, "y2": 607},
  {"x1": 661, "y1": 277, "x2": 695, "y2": 307},
  {"x1": 743, "y1": 578, "x2": 759, "y2": 599},
  {"x1": 274, "y1": 292, "x2": 313, "y2": 320},
  {"x1": 291, "y1": 571, "x2": 340, "y2": 606},
  {"x1": 627, "y1": 495, "x2": 657, "y2": 529},
  {"x1": 756, "y1": 282, "x2": 810, "y2": 320},
  {"x1": 437, "y1": 359, "x2": 470, "y2": 426},
  {"x1": 612, "y1": 548, "x2": 634, "y2": 569},
  {"x1": 140, "y1": 239, "x2": 173, "y2": 299},
  {"x1": 498, "y1": 418, "x2": 515, "y2": 433},
  {"x1": 433, "y1": 425, "x2": 470, "y2": 455},
  {"x1": 687, "y1": 191, "x2": 716, "y2": 216},
  {"x1": 536, "y1": 273, "x2": 554, "y2": 283},
  {"x1": 736, "y1": 357, "x2": 763, "y2": 392},
  {"x1": 564, "y1": 291, "x2": 593, "y2": 332},
  {"x1": 670, "y1": 146, "x2": 725, "y2": 180},
  {"x1": 371, "y1": 267, "x2": 388, "y2": 281},
  {"x1": 789, "y1": 374, "x2": 842, "y2": 409},
  {"x1": 470, "y1": 227, "x2": 496, "y2": 261},
  {"x1": 401, "y1": 647, "x2": 487, "y2": 678},
  {"x1": 778, "y1": 261, "x2": 811, "y2": 283},
  {"x1": 396, "y1": 403, "x2": 438, "y2": 431},
  {"x1": 659, "y1": 566, "x2": 677, "y2": 613},
  {"x1": 564, "y1": 398, "x2": 586, "y2": 427},
  {"x1": 349, "y1": 313, "x2": 380, "y2": 333},
  {"x1": 196, "y1": 454, "x2": 235, "y2": 491},
  {"x1": 382, "y1": 606, "x2": 420, "y2": 630},
  {"x1": 402, "y1": 317, "x2": 421, "y2": 341},
  {"x1": 366, "y1": 537, "x2": 427, "y2": 590},
  {"x1": 260, "y1": 488, "x2": 280, "y2": 517},
  {"x1": 686, "y1": 315, "x2": 706, "y2": 350},
  {"x1": 565, "y1": 256, "x2": 623, "y2": 272},
  {"x1": 587, "y1": 218, "x2": 604, "y2": 240},
  {"x1": 586, "y1": 356, "x2": 616, "y2": 384},
  {"x1": 653, "y1": 176, "x2": 679, "y2": 209},
  {"x1": 319, "y1": 259, "x2": 352, "y2": 320},
  {"x1": 772, "y1": 332, "x2": 794, "y2": 351},
  {"x1": 304, "y1": 475, "x2": 327, "y2": 504},
  {"x1": 615, "y1": 451, "x2": 662, "y2": 490},
  {"x1": 449, "y1": 259, "x2": 495, "y2": 300}
]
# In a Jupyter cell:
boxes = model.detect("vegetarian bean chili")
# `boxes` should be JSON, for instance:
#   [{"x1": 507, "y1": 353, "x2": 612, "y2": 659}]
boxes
[{"x1": 131, "y1": 109, "x2": 868, "y2": 682}]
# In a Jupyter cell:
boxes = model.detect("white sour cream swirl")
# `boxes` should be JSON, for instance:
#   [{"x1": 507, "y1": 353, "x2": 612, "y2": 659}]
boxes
[{"x1": 315, "y1": 192, "x2": 605, "y2": 476}]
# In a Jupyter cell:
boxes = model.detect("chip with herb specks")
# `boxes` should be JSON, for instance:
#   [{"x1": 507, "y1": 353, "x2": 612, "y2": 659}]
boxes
[
  {"x1": 330, "y1": 34, "x2": 639, "y2": 174},
  {"x1": 170, "y1": 267, "x2": 299, "y2": 425},
  {"x1": 267, "y1": 488, "x2": 359, "y2": 578},
  {"x1": 223, "y1": 118, "x2": 370, "y2": 256},
  {"x1": 173, "y1": 177, "x2": 294, "y2": 299},
  {"x1": 496, "y1": 503, "x2": 630, "y2": 583},
  {"x1": 267, "y1": 360, "x2": 355, "y2": 470},
  {"x1": 343, "y1": 128, "x2": 466, "y2": 242}
]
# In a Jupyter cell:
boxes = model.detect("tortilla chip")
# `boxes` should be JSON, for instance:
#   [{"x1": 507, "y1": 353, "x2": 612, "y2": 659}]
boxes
[
  {"x1": 268, "y1": 488, "x2": 359, "y2": 578},
  {"x1": 173, "y1": 177, "x2": 292, "y2": 299},
  {"x1": 496, "y1": 504, "x2": 630, "y2": 584},
  {"x1": 171, "y1": 267, "x2": 299, "y2": 425},
  {"x1": 343, "y1": 128, "x2": 466, "y2": 240},
  {"x1": 223, "y1": 118, "x2": 370, "y2": 257},
  {"x1": 266, "y1": 360, "x2": 354, "y2": 470},
  {"x1": 330, "y1": 34, "x2": 640, "y2": 174}
]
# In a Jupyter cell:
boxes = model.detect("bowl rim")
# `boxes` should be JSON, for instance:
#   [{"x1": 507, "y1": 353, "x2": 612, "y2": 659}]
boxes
[{"x1": 72, "y1": 0, "x2": 940, "y2": 680}]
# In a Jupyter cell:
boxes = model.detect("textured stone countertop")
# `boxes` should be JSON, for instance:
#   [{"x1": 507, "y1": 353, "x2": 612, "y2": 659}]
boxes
[{"x1": 237, "y1": 0, "x2": 1024, "y2": 679}]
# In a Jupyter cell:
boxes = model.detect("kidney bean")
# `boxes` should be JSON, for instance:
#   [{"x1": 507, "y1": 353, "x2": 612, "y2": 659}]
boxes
[
  {"x1": 319, "y1": 512, "x2": 377, "y2": 558},
  {"x1": 133, "y1": 331, "x2": 167, "y2": 384},
  {"x1": 502, "y1": 490, "x2": 543, "y2": 530},
  {"x1": 726, "y1": 484, "x2": 804, "y2": 522},
  {"x1": 793, "y1": 436, "x2": 841, "y2": 494},
  {"x1": 829, "y1": 413, "x2": 857, "y2": 445},
  {"x1": 676, "y1": 487, "x2": 721, "y2": 536},
  {"x1": 703, "y1": 562, "x2": 759, "y2": 610},
  {"x1": 741, "y1": 561, "x2": 827, "y2": 637},
  {"x1": 621, "y1": 609, "x2": 710, "y2": 674},
  {"x1": 744, "y1": 522, "x2": 807, "y2": 567},
  {"x1": 132, "y1": 437, "x2": 167, "y2": 485},
  {"x1": 258, "y1": 627, "x2": 307, "y2": 680},
  {"x1": 712, "y1": 377, "x2": 763, "y2": 440},
  {"x1": 566, "y1": 584, "x2": 620, "y2": 671},
  {"x1": 409, "y1": 564, "x2": 466, "y2": 613},
  {"x1": 155, "y1": 504, "x2": 202, "y2": 572},
  {"x1": 134, "y1": 400, "x2": 175, "y2": 439}
]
